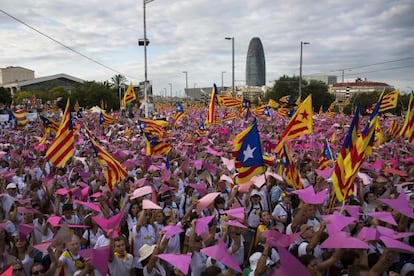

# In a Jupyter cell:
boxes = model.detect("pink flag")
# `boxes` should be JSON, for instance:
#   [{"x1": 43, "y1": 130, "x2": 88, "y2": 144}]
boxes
[
  {"x1": 192, "y1": 160, "x2": 203, "y2": 170},
  {"x1": 161, "y1": 225, "x2": 184, "y2": 239},
  {"x1": 73, "y1": 200, "x2": 101, "y2": 213},
  {"x1": 273, "y1": 246, "x2": 310, "y2": 276},
  {"x1": 17, "y1": 206, "x2": 39, "y2": 214},
  {"x1": 322, "y1": 212, "x2": 357, "y2": 234},
  {"x1": 376, "y1": 226, "x2": 414, "y2": 239},
  {"x1": 368, "y1": 212, "x2": 397, "y2": 226},
  {"x1": 157, "y1": 253, "x2": 191, "y2": 275},
  {"x1": 372, "y1": 159, "x2": 383, "y2": 170},
  {"x1": 315, "y1": 167, "x2": 334, "y2": 179},
  {"x1": 130, "y1": 186, "x2": 152, "y2": 200},
  {"x1": 195, "y1": 215, "x2": 215, "y2": 235},
  {"x1": 223, "y1": 208, "x2": 245, "y2": 221},
  {"x1": 237, "y1": 181, "x2": 254, "y2": 194},
  {"x1": 1, "y1": 265, "x2": 13, "y2": 276},
  {"x1": 380, "y1": 236, "x2": 414, "y2": 253},
  {"x1": 265, "y1": 171, "x2": 284, "y2": 182},
  {"x1": 33, "y1": 240, "x2": 54, "y2": 252},
  {"x1": 187, "y1": 183, "x2": 206, "y2": 197},
  {"x1": 47, "y1": 216, "x2": 62, "y2": 227},
  {"x1": 205, "y1": 146, "x2": 222, "y2": 156},
  {"x1": 379, "y1": 192, "x2": 414, "y2": 219},
  {"x1": 225, "y1": 220, "x2": 247, "y2": 229},
  {"x1": 251, "y1": 174, "x2": 266, "y2": 188},
  {"x1": 197, "y1": 192, "x2": 220, "y2": 213},
  {"x1": 291, "y1": 185, "x2": 327, "y2": 205},
  {"x1": 221, "y1": 157, "x2": 235, "y2": 171},
  {"x1": 357, "y1": 172, "x2": 373, "y2": 185},
  {"x1": 320, "y1": 232, "x2": 369, "y2": 249},
  {"x1": 92, "y1": 211, "x2": 124, "y2": 238},
  {"x1": 203, "y1": 162, "x2": 217, "y2": 174},
  {"x1": 262, "y1": 230, "x2": 300, "y2": 248},
  {"x1": 343, "y1": 205, "x2": 360, "y2": 220},
  {"x1": 142, "y1": 199, "x2": 162, "y2": 210},
  {"x1": 79, "y1": 246, "x2": 110, "y2": 276},
  {"x1": 200, "y1": 238, "x2": 241, "y2": 272},
  {"x1": 357, "y1": 227, "x2": 380, "y2": 241},
  {"x1": 18, "y1": 224, "x2": 34, "y2": 241}
]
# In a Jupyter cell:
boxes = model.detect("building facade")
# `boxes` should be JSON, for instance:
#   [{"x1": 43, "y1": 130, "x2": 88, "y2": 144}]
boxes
[
  {"x1": 246, "y1": 37, "x2": 266, "y2": 87},
  {"x1": 305, "y1": 75, "x2": 337, "y2": 85},
  {"x1": 2, "y1": 73, "x2": 84, "y2": 95},
  {"x1": 329, "y1": 78, "x2": 393, "y2": 106},
  {"x1": 0, "y1": 66, "x2": 34, "y2": 85}
]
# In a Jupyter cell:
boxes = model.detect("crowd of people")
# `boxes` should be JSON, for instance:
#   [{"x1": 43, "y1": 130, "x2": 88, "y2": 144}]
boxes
[{"x1": 0, "y1": 100, "x2": 413, "y2": 276}]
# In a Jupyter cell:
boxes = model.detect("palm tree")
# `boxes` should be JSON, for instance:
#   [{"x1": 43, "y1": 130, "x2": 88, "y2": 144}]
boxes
[{"x1": 111, "y1": 74, "x2": 127, "y2": 90}]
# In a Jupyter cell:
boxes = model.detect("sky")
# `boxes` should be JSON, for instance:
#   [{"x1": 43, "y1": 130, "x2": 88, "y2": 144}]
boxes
[{"x1": 1, "y1": 0, "x2": 414, "y2": 97}]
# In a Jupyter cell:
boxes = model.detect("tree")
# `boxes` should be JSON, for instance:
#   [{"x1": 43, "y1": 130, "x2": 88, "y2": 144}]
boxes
[
  {"x1": 303, "y1": 80, "x2": 335, "y2": 112},
  {"x1": 265, "y1": 75, "x2": 299, "y2": 101},
  {"x1": 0, "y1": 87, "x2": 12, "y2": 106},
  {"x1": 71, "y1": 81, "x2": 118, "y2": 111},
  {"x1": 48, "y1": 87, "x2": 69, "y2": 110},
  {"x1": 264, "y1": 75, "x2": 334, "y2": 111},
  {"x1": 110, "y1": 74, "x2": 127, "y2": 90}
]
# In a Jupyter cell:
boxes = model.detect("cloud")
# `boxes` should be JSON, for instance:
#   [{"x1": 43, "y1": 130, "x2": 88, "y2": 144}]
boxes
[{"x1": 0, "y1": 0, "x2": 413, "y2": 94}]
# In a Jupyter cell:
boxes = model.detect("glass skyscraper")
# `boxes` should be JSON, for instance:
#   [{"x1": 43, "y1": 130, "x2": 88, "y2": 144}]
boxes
[{"x1": 246, "y1": 37, "x2": 266, "y2": 87}]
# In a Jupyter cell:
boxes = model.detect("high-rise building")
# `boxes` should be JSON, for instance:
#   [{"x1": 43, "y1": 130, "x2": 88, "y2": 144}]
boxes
[{"x1": 246, "y1": 37, "x2": 266, "y2": 87}]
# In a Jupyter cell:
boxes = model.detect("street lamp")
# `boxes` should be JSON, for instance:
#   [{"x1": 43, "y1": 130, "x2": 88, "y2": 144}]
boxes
[
  {"x1": 221, "y1": 71, "x2": 226, "y2": 92},
  {"x1": 168, "y1": 83, "x2": 172, "y2": 99},
  {"x1": 182, "y1": 71, "x2": 188, "y2": 95},
  {"x1": 225, "y1": 37, "x2": 235, "y2": 96},
  {"x1": 299, "y1": 41, "x2": 310, "y2": 100},
  {"x1": 141, "y1": 0, "x2": 154, "y2": 118}
]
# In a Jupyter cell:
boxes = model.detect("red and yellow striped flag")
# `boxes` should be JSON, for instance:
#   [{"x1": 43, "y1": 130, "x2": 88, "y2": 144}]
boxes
[
  {"x1": 121, "y1": 83, "x2": 136, "y2": 106},
  {"x1": 386, "y1": 118, "x2": 402, "y2": 138},
  {"x1": 274, "y1": 95, "x2": 313, "y2": 156},
  {"x1": 206, "y1": 84, "x2": 218, "y2": 126},
  {"x1": 400, "y1": 93, "x2": 414, "y2": 145},
  {"x1": 379, "y1": 90, "x2": 398, "y2": 112},
  {"x1": 282, "y1": 144, "x2": 303, "y2": 190},
  {"x1": 85, "y1": 126, "x2": 127, "y2": 191},
  {"x1": 13, "y1": 109, "x2": 27, "y2": 125},
  {"x1": 217, "y1": 95, "x2": 242, "y2": 108},
  {"x1": 45, "y1": 99, "x2": 74, "y2": 168},
  {"x1": 267, "y1": 99, "x2": 279, "y2": 109}
]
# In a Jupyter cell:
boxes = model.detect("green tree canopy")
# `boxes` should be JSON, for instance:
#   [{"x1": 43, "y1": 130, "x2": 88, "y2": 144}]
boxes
[
  {"x1": 265, "y1": 75, "x2": 334, "y2": 111},
  {"x1": 0, "y1": 87, "x2": 12, "y2": 106},
  {"x1": 71, "y1": 81, "x2": 118, "y2": 111},
  {"x1": 111, "y1": 74, "x2": 127, "y2": 90}
]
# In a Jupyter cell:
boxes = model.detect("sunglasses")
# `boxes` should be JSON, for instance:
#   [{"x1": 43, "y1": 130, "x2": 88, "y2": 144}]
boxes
[{"x1": 31, "y1": 270, "x2": 44, "y2": 275}]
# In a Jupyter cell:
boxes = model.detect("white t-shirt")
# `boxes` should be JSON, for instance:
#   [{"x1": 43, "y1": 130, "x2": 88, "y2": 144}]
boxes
[
  {"x1": 109, "y1": 253, "x2": 134, "y2": 275},
  {"x1": 143, "y1": 260, "x2": 166, "y2": 276}
]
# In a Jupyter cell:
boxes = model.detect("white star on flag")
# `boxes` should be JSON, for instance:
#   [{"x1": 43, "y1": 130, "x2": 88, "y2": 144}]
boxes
[{"x1": 243, "y1": 144, "x2": 256, "y2": 162}]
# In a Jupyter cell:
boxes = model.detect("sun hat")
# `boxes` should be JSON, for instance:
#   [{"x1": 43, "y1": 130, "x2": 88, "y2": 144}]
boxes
[
  {"x1": 6, "y1": 183, "x2": 17, "y2": 189},
  {"x1": 139, "y1": 244, "x2": 156, "y2": 262}
]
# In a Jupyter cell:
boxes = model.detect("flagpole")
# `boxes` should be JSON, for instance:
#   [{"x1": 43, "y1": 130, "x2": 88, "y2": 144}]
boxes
[{"x1": 325, "y1": 138, "x2": 335, "y2": 163}]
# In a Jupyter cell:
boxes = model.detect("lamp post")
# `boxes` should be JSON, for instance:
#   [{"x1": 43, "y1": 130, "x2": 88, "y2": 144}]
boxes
[
  {"x1": 225, "y1": 37, "x2": 234, "y2": 96},
  {"x1": 299, "y1": 41, "x2": 310, "y2": 100},
  {"x1": 182, "y1": 71, "x2": 188, "y2": 96},
  {"x1": 142, "y1": 0, "x2": 154, "y2": 118},
  {"x1": 221, "y1": 71, "x2": 226, "y2": 92},
  {"x1": 168, "y1": 83, "x2": 172, "y2": 100}
]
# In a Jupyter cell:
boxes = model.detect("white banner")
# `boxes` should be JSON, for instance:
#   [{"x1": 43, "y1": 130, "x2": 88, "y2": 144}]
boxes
[{"x1": 0, "y1": 112, "x2": 38, "y2": 122}]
